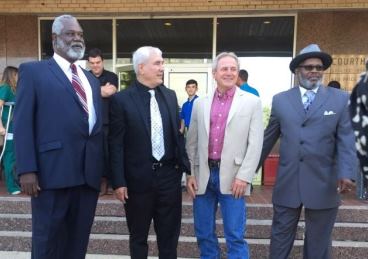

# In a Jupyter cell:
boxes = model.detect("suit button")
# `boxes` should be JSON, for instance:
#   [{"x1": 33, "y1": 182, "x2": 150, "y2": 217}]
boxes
[
  {"x1": 300, "y1": 158, "x2": 304, "y2": 162},
  {"x1": 300, "y1": 141, "x2": 304, "y2": 145},
  {"x1": 301, "y1": 123, "x2": 306, "y2": 127}
]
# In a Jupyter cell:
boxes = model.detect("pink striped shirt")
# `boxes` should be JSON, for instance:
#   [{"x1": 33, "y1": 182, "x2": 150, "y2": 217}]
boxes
[{"x1": 208, "y1": 86, "x2": 236, "y2": 160}]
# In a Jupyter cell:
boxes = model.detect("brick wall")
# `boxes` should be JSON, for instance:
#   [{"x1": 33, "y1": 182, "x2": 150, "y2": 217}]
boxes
[
  {"x1": 0, "y1": 0, "x2": 367, "y2": 15},
  {"x1": 1, "y1": 1, "x2": 368, "y2": 75},
  {"x1": 0, "y1": 15, "x2": 38, "y2": 75},
  {"x1": 297, "y1": 11, "x2": 368, "y2": 90}
]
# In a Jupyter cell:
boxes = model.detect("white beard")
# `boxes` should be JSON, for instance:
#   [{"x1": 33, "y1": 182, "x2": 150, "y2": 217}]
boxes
[
  {"x1": 298, "y1": 75, "x2": 323, "y2": 90},
  {"x1": 55, "y1": 38, "x2": 85, "y2": 61}
]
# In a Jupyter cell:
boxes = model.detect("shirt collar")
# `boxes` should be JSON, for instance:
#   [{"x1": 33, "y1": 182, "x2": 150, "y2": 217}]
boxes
[
  {"x1": 299, "y1": 86, "x2": 319, "y2": 97},
  {"x1": 53, "y1": 53, "x2": 72, "y2": 74},
  {"x1": 188, "y1": 95, "x2": 198, "y2": 101},
  {"x1": 93, "y1": 69, "x2": 105, "y2": 78},
  {"x1": 136, "y1": 80, "x2": 160, "y2": 95},
  {"x1": 215, "y1": 86, "x2": 236, "y2": 100}
]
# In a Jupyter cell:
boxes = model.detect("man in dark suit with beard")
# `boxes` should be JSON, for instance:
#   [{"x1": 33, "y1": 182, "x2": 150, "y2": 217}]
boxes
[
  {"x1": 109, "y1": 46, "x2": 190, "y2": 259},
  {"x1": 14, "y1": 14, "x2": 104, "y2": 259}
]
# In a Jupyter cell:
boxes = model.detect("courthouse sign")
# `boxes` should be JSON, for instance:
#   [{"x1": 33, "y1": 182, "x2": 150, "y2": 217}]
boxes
[{"x1": 324, "y1": 55, "x2": 367, "y2": 91}]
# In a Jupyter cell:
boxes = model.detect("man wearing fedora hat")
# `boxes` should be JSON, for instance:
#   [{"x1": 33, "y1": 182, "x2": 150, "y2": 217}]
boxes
[{"x1": 259, "y1": 44, "x2": 356, "y2": 259}]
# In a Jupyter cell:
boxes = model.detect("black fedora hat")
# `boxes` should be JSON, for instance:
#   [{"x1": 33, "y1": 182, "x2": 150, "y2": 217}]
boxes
[{"x1": 289, "y1": 44, "x2": 332, "y2": 73}]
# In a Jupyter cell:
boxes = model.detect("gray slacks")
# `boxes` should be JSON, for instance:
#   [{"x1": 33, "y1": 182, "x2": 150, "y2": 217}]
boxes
[{"x1": 269, "y1": 204, "x2": 338, "y2": 259}]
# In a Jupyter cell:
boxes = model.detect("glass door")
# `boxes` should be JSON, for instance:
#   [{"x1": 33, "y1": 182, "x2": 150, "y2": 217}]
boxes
[{"x1": 164, "y1": 63, "x2": 212, "y2": 107}]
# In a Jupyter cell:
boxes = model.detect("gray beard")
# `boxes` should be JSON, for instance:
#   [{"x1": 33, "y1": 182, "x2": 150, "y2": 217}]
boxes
[
  {"x1": 55, "y1": 39, "x2": 85, "y2": 61},
  {"x1": 67, "y1": 48, "x2": 84, "y2": 60},
  {"x1": 299, "y1": 76, "x2": 323, "y2": 90}
]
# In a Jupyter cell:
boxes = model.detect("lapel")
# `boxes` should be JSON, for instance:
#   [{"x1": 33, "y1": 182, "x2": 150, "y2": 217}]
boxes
[
  {"x1": 203, "y1": 87, "x2": 241, "y2": 134},
  {"x1": 129, "y1": 82, "x2": 150, "y2": 138},
  {"x1": 203, "y1": 92, "x2": 214, "y2": 136},
  {"x1": 226, "y1": 87, "x2": 242, "y2": 126},
  {"x1": 158, "y1": 85, "x2": 178, "y2": 137},
  {"x1": 48, "y1": 58, "x2": 89, "y2": 135},
  {"x1": 48, "y1": 58, "x2": 82, "y2": 109},
  {"x1": 83, "y1": 68, "x2": 101, "y2": 135},
  {"x1": 305, "y1": 85, "x2": 329, "y2": 120},
  {"x1": 287, "y1": 85, "x2": 330, "y2": 122},
  {"x1": 287, "y1": 86, "x2": 307, "y2": 119}
]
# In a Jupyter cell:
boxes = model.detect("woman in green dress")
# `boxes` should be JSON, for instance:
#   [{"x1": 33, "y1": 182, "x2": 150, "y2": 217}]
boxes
[{"x1": 0, "y1": 66, "x2": 20, "y2": 195}]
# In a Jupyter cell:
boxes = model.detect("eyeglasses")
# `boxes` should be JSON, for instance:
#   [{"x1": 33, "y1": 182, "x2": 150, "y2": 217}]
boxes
[{"x1": 298, "y1": 65, "x2": 324, "y2": 71}]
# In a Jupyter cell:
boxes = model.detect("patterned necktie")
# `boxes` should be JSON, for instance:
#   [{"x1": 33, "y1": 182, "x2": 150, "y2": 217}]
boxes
[
  {"x1": 70, "y1": 64, "x2": 88, "y2": 115},
  {"x1": 303, "y1": 90, "x2": 315, "y2": 111},
  {"x1": 149, "y1": 89, "x2": 165, "y2": 161}
]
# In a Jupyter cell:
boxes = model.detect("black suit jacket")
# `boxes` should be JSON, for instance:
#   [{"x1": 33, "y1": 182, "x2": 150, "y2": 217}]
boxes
[{"x1": 109, "y1": 80, "x2": 190, "y2": 192}]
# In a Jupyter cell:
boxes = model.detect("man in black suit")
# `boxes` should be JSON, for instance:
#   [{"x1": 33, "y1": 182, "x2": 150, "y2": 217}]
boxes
[{"x1": 109, "y1": 46, "x2": 190, "y2": 259}]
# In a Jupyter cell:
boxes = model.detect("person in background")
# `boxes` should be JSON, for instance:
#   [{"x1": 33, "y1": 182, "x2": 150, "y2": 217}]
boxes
[
  {"x1": 0, "y1": 66, "x2": 21, "y2": 195},
  {"x1": 236, "y1": 69, "x2": 260, "y2": 96},
  {"x1": 14, "y1": 14, "x2": 104, "y2": 258},
  {"x1": 349, "y1": 60, "x2": 368, "y2": 180},
  {"x1": 186, "y1": 52, "x2": 263, "y2": 258},
  {"x1": 259, "y1": 44, "x2": 356, "y2": 259},
  {"x1": 180, "y1": 79, "x2": 199, "y2": 134},
  {"x1": 109, "y1": 46, "x2": 190, "y2": 259},
  {"x1": 179, "y1": 79, "x2": 199, "y2": 190},
  {"x1": 88, "y1": 47, "x2": 118, "y2": 196},
  {"x1": 327, "y1": 80, "x2": 341, "y2": 89}
]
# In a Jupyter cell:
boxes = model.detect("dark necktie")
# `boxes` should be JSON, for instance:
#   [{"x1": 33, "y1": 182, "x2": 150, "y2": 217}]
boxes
[{"x1": 70, "y1": 64, "x2": 88, "y2": 115}]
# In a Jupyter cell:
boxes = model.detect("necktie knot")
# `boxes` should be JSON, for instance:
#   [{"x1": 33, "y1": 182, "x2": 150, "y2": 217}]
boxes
[
  {"x1": 305, "y1": 90, "x2": 315, "y2": 99},
  {"x1": 70, "y1": 63, "x2": 77, "y2": 73},
  {"x1": 149, "y1": 89, "x2": 155, "y2": 97}
]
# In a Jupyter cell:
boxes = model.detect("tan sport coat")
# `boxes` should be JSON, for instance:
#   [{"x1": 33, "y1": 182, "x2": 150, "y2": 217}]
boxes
[{"x1": 186, "y1": 86, "x2": 264, "y2": 195}]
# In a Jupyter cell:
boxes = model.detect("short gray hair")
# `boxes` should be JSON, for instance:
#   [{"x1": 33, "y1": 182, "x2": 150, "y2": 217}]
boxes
[
  {"x1": 52, "y1": 14, "x2": 77, "y2": 35},
  {"x1": 212, "y1": 52, "x2": 240, "y2": 72},
  {"x1": 132, "y1": 46, "x2": 162, "y2": 74}
]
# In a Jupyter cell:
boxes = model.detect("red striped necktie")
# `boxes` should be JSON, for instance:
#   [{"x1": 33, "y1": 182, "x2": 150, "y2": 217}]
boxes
[{"x1": 70, "y1": 64, "x2": 88, "y2": 116}]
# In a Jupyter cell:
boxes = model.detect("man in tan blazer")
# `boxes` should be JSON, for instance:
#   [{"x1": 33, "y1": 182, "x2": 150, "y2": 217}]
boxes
[{"x1": 186, "y1": 52, "x2": 263, "y2": 259}]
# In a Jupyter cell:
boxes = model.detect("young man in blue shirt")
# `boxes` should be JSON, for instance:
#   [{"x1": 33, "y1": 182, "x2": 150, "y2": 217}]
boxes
[
  {"x1": 180, "y1": 79, "x2": 198, "y2": 190},
  {"x1": 180, "y1": 79, "x2": 199, "y2": 133}
]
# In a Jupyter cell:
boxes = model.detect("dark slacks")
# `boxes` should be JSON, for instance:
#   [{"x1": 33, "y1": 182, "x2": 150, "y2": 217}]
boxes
[
  {"x1": 31, "y1": 185, "x2": 99, "y2": 259},
  {"x1": 125, "y1": 165, "x2": 182, "y2": 259},
  {"x1": 269, "y1": 204, "x2": 338, "y2": 259}
]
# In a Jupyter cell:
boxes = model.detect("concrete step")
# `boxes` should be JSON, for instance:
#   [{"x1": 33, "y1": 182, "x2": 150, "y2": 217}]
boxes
[
  {"x1": 0, "y1": 197, "x2": 367, "y2": 223},
  {"x1": 0, "y1": 213, "x2": 367, "y2": 242},
  {"x1": 1, "y1": 196, "x2": 367, "y2": 258},
  {"x1": 0, "y1": 231, "x2": 367, "y2": 258}
]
